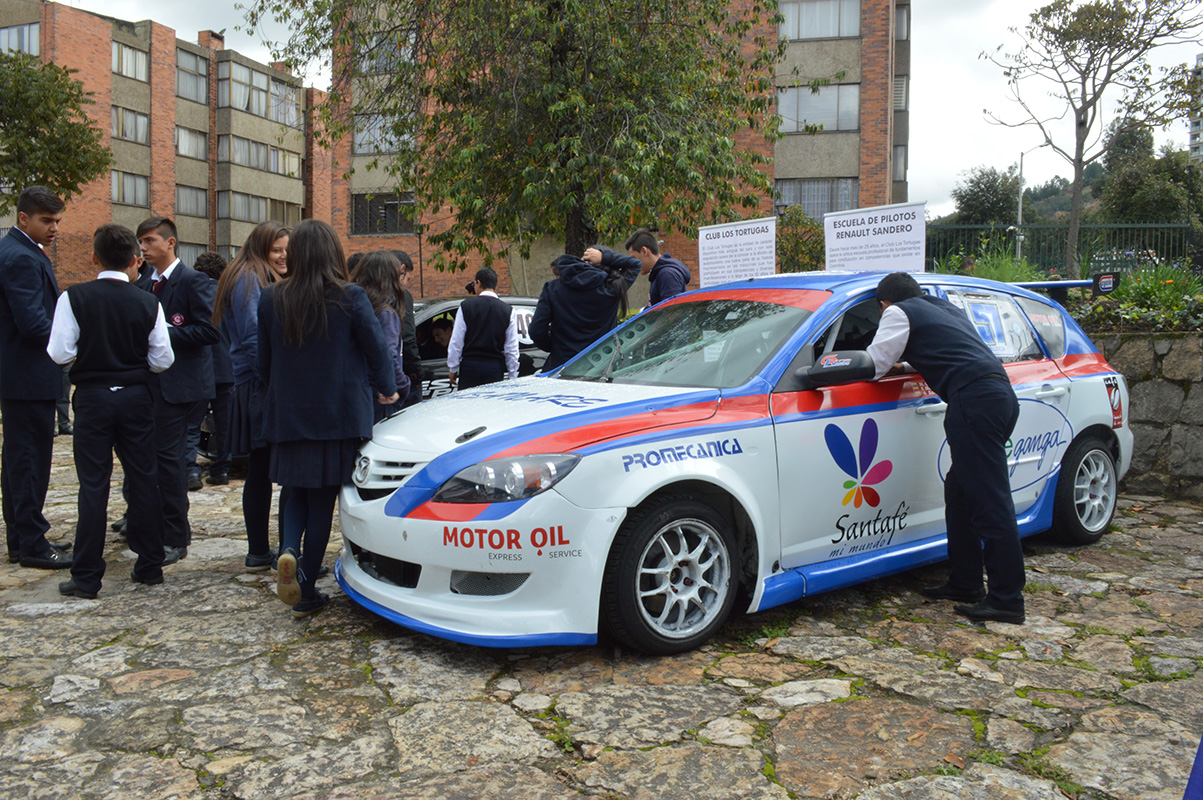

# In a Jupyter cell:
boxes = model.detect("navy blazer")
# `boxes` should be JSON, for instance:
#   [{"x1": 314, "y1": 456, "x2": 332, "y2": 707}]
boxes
[
  {"x1": 0, "y1": 228, "x2": 61, "y2": 400},
  {"x1": 137, "y1": 261, "x2": 218, "y2": 405},
  {"x1": 257, "y1": 283, "x2": 396, "y2": 443}
]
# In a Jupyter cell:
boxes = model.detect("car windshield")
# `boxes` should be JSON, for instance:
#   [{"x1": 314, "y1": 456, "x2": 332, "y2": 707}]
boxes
[{"x1": 558, "y1": 297, "x2": 812, "y2": 388}]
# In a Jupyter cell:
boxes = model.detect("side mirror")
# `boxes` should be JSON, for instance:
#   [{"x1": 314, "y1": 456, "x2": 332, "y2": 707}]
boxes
[{"x1": 795, "y1": 350, "x2": 876, "y2": 390}]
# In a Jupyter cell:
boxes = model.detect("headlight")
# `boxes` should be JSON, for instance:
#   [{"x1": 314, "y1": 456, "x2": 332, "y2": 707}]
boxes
[{"x1": 432, "y1": 455, "x2": 580, "y2": 503}]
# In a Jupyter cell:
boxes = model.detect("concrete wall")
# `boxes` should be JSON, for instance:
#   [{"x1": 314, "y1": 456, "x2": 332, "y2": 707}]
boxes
[{"x1": 1097, "y1": 333, "x2": 1203, "y2": 498}]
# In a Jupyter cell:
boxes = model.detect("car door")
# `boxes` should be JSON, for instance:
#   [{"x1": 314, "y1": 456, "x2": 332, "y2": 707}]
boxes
[
  {"x1": 771, "y1": 292, "x2": 948, "y2": 571},
  {"x1": 937, "y1": 286, "x2": 1072, "y2": 519}
]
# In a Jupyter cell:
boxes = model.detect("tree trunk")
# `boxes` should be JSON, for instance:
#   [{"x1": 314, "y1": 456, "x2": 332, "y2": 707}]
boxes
[
  {"x1": 563, "y1": 183, "x2": 591, "y2": 256},
  {"x1": 1065, "y1": 111, "x2": 1089, "y2": 279}
]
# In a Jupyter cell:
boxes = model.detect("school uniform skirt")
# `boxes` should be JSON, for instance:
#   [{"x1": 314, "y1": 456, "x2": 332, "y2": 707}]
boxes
[
  {"x1": 269, "y1": 437, "x2": 362, "y2": 488},
  {"x1": 226, "y1": 379, "x2": 266, "y2": 456}
]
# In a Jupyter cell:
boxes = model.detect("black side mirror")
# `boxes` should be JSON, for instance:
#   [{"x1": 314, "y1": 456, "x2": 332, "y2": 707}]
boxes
[{"x1": 795, "y1": 350, "x2": 876, "y2": 390}]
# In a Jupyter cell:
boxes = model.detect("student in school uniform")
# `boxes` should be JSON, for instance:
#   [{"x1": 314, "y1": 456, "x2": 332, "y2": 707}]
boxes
[
  {"x1": 135, "y1": 217, "x2": 219, "y2": 564},
  {"x1": 213, "y1": 221, "x2": 290, "y2": 572},
  {"x1": 350, "y1": 251, "x2": 410, "y2": 423},
  {"x1": 258, "y1": 220, "x2": 397, "y2": 618},
  {"x1": 48, "y1": 224, "x2": 175, "y2": 598}
]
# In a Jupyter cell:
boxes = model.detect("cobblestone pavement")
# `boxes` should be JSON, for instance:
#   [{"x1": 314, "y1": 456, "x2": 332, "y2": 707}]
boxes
[{"x1": 1, "y1": 436, "x2": 1201, "y2": 799}]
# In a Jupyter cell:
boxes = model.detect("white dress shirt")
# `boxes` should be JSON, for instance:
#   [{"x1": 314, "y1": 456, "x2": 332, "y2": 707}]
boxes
[
  {"x1": 447, "y1": 290, "x2": 520, "y2": 380},
  {"x1": 866, "y1": 304, "x2": 912, "y2": 379},
  {"x1": 47, "y1": 271, "x2": 175, "y2": 373},
  {"x1": 151, "y1": 258, "x2": 181, "y2": 284}
]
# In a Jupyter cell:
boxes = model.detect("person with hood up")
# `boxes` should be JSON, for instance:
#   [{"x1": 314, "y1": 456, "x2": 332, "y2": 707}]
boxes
[{"x1": 530, "y1": 249, "x2": 641, "y2": 372}]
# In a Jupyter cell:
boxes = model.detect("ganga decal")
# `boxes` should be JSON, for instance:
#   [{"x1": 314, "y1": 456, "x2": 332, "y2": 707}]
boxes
[
  {"x1": 443, "y1": 525, "x2": 578, "y2": 557},
  {"x1": 621, "y1": 438, "x2": 744, "y2": 471},
  {"x1": 449, "y1": 389, "x2": 607, "y2": 409},
  {"x1": 825, "y1": 419, "x2": 893, "y2": 508},
  {"x1": 937, "y1": 398, "x2": 1073, "y2": 492}
]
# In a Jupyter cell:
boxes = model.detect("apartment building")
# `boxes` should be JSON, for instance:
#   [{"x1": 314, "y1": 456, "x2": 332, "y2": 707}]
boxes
[
  {"x1": 0, "y1": 0, "x2": 327, "y2": 286},
  {"x1": 1191, "y1": 53, "x2": 1202, "y2": 165}
]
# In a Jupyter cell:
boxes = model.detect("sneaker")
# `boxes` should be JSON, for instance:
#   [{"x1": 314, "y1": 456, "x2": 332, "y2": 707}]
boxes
[
  {"x1": 292, "y1": 590, "x2": 330, "y2": 619},
  {"x1": 245, "y1": 549, "x2": 277, "y2": 573},
  {"x1": 276, "y1": 549, "x2": 301, "y2": 605}
]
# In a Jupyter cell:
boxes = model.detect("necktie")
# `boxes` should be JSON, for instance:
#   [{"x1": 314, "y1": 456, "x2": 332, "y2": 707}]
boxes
[{"x1": 152, "y1": 278, "x2": 164, "y2": 294}]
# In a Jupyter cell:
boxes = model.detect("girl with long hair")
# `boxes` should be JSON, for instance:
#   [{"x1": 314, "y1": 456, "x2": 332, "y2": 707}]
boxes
[
  {"x1": 213, "y1": 221, "x2": 289, "y2": 572},
  {"x1": 350, "y1": 251, "x2": 409, "y2": 422},
  {"x1": 258, "y1": 220, "x2": 397, "y2": 617}
]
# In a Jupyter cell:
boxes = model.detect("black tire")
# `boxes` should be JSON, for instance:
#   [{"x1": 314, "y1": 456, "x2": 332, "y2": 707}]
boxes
[
  {"x1": 1051, "y1": 436, "x2": 1117, "y2": 545},
  {"x1": 601, "y1": 496, "x2": 739, "y2": 654}
]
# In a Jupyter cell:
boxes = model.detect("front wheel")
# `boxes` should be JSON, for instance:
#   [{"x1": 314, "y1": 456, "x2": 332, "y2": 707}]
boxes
[
  {"x1": 601, "y1": 497, "x2": 738, "y2": 654},
  {"x1": 1051, "y1": 437, "x2": 1117, "y2": 545}
]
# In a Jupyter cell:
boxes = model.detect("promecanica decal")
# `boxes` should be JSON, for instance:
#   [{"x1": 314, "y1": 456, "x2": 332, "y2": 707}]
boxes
[{"x1": 621, "y1": 438, "x2": 744, "y2": 472}]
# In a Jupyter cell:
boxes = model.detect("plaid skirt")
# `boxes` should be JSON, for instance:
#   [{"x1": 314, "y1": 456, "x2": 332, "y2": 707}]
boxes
[{"x1": 226, "y1": 380, "x2": 265, "y2": 456}]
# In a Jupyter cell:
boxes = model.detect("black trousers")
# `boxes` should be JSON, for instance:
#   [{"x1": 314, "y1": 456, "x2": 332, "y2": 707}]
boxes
[
  {"x1": 184, "y1": 383, "x2": 232, "y2": 476},
  {"x1": 149, "y1": 380, "x2": 192, "y2": 548},
  {"x1": 457, "y1": 356, "x2": 505, "y2": 390},
  {"x1": 1, "y1": 397, "x2": 56, "y2": 560},
  {"x1": 943, "y1": 376, "x2": 1025, "y2": 614},
  {"x1": 71, "y1": 385, "x2": 164, "y2": 593}
]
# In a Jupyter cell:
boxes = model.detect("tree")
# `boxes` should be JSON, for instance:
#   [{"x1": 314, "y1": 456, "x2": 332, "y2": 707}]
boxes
[
  {"x1": 246, "y1": 0, "x2": 826, "y2": 269},
  {"x1": 0, "y1": 52, "x2": 111, "y2": 216},
  {"x1": 1102, "y1": 117, "x2": 1154, "y2": 174},
  {"x1": 1100, "y1": 147, "x2": 1202, "y2": 226},
  {"x1": 950, "y1": 165, "x2": 1020, "y2": 225},
  {"x1": 983, "y1": 0, "x2": 1203, "y2": 274},
  {"x1": 776, "y1": 205, "x2": 824, "y2": 272}
]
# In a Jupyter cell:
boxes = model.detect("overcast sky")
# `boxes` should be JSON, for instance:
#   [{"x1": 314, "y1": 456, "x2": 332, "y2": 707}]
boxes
[{"x1": 69, "y1": 0, "x2": 1202, "y2": 219}]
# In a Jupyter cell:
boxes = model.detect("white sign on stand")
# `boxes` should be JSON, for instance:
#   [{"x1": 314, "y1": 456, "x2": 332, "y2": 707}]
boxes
[
  {"x1": 823, "y1": 201, "x2": 927, "y2": 272},
  {"x1": 697, "y1": 216, "x2": 776, "y2": 288}
]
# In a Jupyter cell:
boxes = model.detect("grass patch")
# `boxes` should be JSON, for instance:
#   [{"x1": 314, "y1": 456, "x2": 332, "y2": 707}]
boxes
[
  {"x1": 1018, "y1": 755, "x2": 1085, "y2": 796},
  {"x1": 969, "y1": 749, "x2": 1008, "y2": 766}
]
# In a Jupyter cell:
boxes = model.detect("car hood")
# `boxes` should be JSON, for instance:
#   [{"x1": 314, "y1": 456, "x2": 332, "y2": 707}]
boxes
[{"x1": 371, "y1": 375, "x2": 720, "y2": 463}]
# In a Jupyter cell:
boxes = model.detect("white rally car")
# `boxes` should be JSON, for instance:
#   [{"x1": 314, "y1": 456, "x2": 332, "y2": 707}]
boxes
[{"x1": 338, "y1": 272, "x2": 1131, "y2": 654}]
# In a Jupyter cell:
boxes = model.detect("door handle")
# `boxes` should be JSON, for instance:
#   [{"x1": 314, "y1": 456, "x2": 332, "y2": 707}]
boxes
[
  {"x1": 916, "y1": 402, "x2": 947, "y2": 416},
  {"x1": 1034, "y1": 385, "x2": 1068, "y2": 399}
]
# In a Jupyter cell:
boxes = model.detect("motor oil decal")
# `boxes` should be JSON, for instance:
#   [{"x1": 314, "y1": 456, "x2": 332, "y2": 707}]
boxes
[{"x1": 1104, "y1": 376, "x2": 1123, "y2": 429}]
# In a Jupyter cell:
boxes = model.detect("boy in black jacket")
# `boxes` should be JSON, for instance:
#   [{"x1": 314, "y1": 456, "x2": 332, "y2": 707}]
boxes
[{"x1": 48, "y1": 224, "x2": 175, "y2": 598}]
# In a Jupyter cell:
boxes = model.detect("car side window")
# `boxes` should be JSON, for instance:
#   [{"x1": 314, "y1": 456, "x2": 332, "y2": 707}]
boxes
[
  {"x1": 944, "y1": 289, "x2": 1045, "y2": 363},
  {"x1": 1015, "y1": 296, "x2": 1066, "y2": 359},
  {"x1": 813, "y1": 297, "x2": 882, "y2": 360}
]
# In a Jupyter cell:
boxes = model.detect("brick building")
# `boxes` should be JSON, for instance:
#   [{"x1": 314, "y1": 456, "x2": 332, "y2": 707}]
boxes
[{"x1": 0, "y1": 0, "x2": 325, "y2": 287}]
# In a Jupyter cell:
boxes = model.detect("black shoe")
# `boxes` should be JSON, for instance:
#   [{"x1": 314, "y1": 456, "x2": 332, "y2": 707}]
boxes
[
  {"x1": 21, "y1": 549, "x2": 72, "y2": 569},
  {"x1": 59, "y1": 579, "x2": 98, "y2": 599},
  {"x1": 111, "y1": 517, "x2": 127, "y2": 535},
  {"x1": 6, "y1": 553, "x2": 16, "y2": 564},
  {"x1": 954, "y1": 600, "x2": 1025, "y2": 625},
  {"x1": 162, "y1": 545, "x2": 187, "y2": 566},
  {"x1": 207, "y1": 472, "x2": 229, "y2": 486},
  {"x1": 188, "y1": 471, "x2": 203, "y2": 491},
  {"x1": 277, "y1": 549, "x2": 301, "y2": 605},
  {"x1": 245, "y1": 549, "x2": 276, "y2": 573},
  {"x1": 292, "y1": 590, "x2": 330, "y2": 619},
  {"x1": 921, "y1": 583, "x2": 986, "y2": 603},
  {"x1": 50, "y1": 540, "x2": 72, "y2": 552},
  {"x1": 317, "y1": 564, "x2": 329, "y2": 578},
  {"x1": 132, "y1": 572, "x2": 164, "y2": 585},
  {"x1": 58, "y1": 424, "x2": 73, "y2": 436}
]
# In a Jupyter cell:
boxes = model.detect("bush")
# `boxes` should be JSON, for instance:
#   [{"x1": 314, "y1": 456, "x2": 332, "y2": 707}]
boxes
[
  {"x1": 1067, "y1": 264, "x2": 1203, "y2": 333},
  {"x1": 1110, "y1": 263, "x2": 1202, "y2": 308}
]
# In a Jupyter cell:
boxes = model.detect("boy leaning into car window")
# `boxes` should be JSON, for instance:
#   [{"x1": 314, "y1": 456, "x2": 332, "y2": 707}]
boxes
[{"x1": 866, "y1": 271, "x2": 1026, "y2": 625}]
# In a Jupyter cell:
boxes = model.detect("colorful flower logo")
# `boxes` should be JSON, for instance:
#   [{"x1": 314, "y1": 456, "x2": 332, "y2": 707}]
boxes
[{"x1": 825, "y1": 418, "x2": 893, "y2": 508}]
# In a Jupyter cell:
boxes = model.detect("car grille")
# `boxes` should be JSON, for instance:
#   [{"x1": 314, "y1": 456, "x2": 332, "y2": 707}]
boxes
[
  {"x1": 450, "y1": 571, "x2": 530, "y2": 596},
  {"x1": 349, "y1": 542, "x2": 421, "y2": 589},
  {"x1": 355, "y1": 458, "x2": 429, "y2": 502}
]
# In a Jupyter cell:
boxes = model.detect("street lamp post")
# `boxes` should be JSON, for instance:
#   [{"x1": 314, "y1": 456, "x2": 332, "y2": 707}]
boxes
[{"x1": 1016, "y1": 142, "x2": 1049, "y2": 262}]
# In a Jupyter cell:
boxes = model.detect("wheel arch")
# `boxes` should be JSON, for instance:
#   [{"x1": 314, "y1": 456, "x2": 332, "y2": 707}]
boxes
[{"x1": 1072, "y1": 424, "x2": 1120, "y2": 462}]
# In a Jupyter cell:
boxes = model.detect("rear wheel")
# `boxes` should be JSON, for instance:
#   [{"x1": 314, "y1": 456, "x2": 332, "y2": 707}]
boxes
[
  {"x1": 1051, "y1": 437, "x2": 1117, "y2": 545},
  {"x1": 601, "y1": 497, "x2": 738, "y2": 654}
]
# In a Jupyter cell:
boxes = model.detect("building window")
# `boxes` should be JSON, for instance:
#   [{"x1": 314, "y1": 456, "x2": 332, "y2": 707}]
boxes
[
  {"x1": 178, "y1": 243, "x2": 207, "y2": 266},
  {"x1": 111, "y1": 107, "x2": 149, "y2": 145},
  {"x1": 219, "y1": 245, "x2": 240, "y2": 263},
  {"x1": 779, "y1": 84, "x2": 859, "y2": 132},
  {"x1": 270, "y1": 80, "x2": 302, "y2": 128},
  {"x1": 358, "y1": 32, "x2": 413, "y2": 74},
  {"x1": 352, "y1": 192, "x2": 416, "y2": 235},
  {"x1": 177, "y1": 49, "x2": 208, "y2": 104},
  {"x1": 112, "y1": 42, "x2": 149, "y2": 82},
  {"x1": 893, "y1": 75, "x2": 908, "y2": 111},
  {"x1": 778, "y1": 0, "x2": 860, "y2": 40},
  {"x1": 176, "y1": 185, "x2": 208, "y2": 218},
  {"x1": 176, "y1": 127, "x2": 208, "y2": 160},
  {"x1": 895, "y1": 5, "x2": 909, "y2": 40},
  {"x1": 0, "y1": 23, "x2": 39, "y2": 55},
  {"x1": 269, "y1": 199, "x2": 303, "y2": 227},
  {"x1": 893, "y1": 146, "x2": 907, "y2": 182},
  {"x1": 353, "y1": 114, "x2": 405, "y2": 155},
  {"x1": 218, "y1": 134, "x2": 303, "y2": 178},
  {"x1": 217, "y1": 190, "x2": 269, "y2": 223},
  {"x1": 775, "y1": 178, "x2": 858, "y2": 219},
  {"x1": 218, "y1": 62, "x2": 269, "y2": 117},
  {"x1": 111, "y1": 171, "x2": 149, "y2": 207}
]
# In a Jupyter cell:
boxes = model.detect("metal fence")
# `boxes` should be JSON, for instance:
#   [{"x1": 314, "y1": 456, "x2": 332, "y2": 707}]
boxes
[{"x1": 926, "y1": 223, "x2": 1197, "y2": 277}]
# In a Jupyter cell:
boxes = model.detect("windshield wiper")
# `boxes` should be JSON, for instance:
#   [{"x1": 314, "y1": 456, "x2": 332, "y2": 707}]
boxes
[{"x1": 601, "y1": 331, "x2": 623, "y2": 383}]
